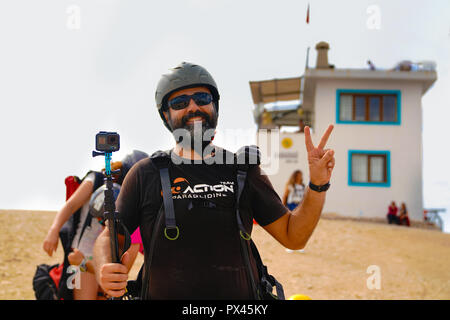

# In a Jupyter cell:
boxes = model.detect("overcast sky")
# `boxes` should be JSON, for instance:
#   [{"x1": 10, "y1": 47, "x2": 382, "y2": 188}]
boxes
[{"x1": 0, "y1": 0, "x2": 449, "y2": 231}]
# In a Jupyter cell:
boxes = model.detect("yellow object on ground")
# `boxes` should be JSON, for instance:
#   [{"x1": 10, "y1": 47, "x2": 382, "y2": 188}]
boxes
[{"x1": 289, "y1": 294, "x2": 312, "y2": 300}]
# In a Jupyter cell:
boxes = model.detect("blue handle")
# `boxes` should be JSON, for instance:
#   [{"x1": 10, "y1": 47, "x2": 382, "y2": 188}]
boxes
[{"x1": 105, "y1": 152, "x2": 112, "y2": 176}]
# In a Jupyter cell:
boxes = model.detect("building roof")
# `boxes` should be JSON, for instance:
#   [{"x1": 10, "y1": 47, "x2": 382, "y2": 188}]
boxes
[
  {"x1": 249, "y1": 77, "x2": 302, "y2": 105},
  {"x1": 249, "y1": 77, "x2": 305, "y2": 128},
  {"x1": 304, "y1": 68, "x2": 437, "y2": 94},
  {"x1": 248, "y1": 41, "x2": 438, "y2": 128}
]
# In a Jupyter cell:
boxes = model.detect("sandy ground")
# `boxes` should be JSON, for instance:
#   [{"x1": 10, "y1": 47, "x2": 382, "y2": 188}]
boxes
[{"x1": 0, "y1": 210, "x2": 449, "y2": 300}]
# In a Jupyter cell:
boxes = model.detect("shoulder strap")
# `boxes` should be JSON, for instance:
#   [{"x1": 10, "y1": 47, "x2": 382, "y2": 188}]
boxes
[
  {"x1": 249, "y1": 240, "x2": 285, "y2": 299},
  {"x1": 92, "y1": 171, "x2": 105, "y2": 190},
  {"x1": 150, "y1": 150, "x2": 179, "y2": 240},
  {"x1": 235, "y1": 145, "x2": 261, "y2": 237},
  {"x1": 140, "y1": 149, "x2": 176, "y2": 299},
  {"x1": 77, "y1": 171, "x2": 107, "y2": 247},
  {"x1": 234, "y1": 145, "x2": 285, "y2": 300},
  {"x1": 234, "y1": 145, "x2": 261, "y2": 299}
]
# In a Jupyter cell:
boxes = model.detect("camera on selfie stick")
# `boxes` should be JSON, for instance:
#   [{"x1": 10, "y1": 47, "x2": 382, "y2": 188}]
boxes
[{"x1": 92, "y1": 131, "x2": 124, "y2": 264}]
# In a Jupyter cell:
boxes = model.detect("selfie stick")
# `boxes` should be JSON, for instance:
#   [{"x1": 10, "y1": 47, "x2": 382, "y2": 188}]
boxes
[{"x1": 92, "y1": 150, "x2": 121, "y2": 263}]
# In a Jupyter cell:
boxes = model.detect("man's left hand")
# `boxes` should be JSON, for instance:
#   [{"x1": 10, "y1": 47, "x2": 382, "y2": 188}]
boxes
[{"x1": 304, "y1": 124, "x2": 335, "y2": 186}]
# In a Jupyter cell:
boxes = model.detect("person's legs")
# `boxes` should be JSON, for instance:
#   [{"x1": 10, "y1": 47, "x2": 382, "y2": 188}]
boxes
[
  {"x1": 73, "y1": 219, "x2": 103, "y2": 300},
  {"x1": 387, "y1": 215, "x2": 393, "y2": 224},
  {"x1": 73, "y1": 271, "x2": 99, "y2": 300}
]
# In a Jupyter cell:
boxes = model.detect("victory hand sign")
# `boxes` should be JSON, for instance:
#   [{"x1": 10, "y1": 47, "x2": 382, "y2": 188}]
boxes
[
  {"x1": 304, "y1": 125, "x2": 335, "y2": 186},
  {"x1": 261, "y1": 124, "x2": 335, "y2": 250}
]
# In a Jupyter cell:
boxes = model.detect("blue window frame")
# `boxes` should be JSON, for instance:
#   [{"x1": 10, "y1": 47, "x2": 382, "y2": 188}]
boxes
[
  {"x1": 336, "y1": 89, "x2": 401, "y2": 125},
  {"x1": 348, "y1": 150, "x2": 391, "y2": 187}
]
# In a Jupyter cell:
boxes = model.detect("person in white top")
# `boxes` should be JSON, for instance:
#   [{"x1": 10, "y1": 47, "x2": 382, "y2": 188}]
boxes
[
  {"x1": 42, "y1": 150, "x2": 148, "y2": 299},
  {"x1": 283, "y1": 170, "x2": 305, "y2": 211}
]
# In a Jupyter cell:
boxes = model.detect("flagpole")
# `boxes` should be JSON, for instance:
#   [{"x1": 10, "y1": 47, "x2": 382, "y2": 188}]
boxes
[{"x1": 305, "y1": 2, "x2": 311, "y2": 71}]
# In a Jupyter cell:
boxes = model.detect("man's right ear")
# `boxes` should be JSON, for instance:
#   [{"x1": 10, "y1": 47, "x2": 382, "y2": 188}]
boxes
[{"x1": 162, "y1": 110, "x2": 173, "y2": 131}]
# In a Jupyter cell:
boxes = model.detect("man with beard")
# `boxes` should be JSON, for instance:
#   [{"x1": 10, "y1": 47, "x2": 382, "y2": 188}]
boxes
[{"x1": 93, "y1": 62, "x2": 335, "y2": 299}]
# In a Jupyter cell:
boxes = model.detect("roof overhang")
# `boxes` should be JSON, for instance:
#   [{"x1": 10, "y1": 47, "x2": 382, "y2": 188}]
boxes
[{"x1": 249, "y1": 77, "x2": 302, "y2": 105}]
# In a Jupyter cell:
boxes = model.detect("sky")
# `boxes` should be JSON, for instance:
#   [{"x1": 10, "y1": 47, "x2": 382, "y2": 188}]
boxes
[{"x1": 0, "y1": 0, "x2": 449, "y2": 232}]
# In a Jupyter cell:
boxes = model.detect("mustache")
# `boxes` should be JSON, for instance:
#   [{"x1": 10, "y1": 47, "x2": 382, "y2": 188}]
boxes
[{"x1": 181, "y1": 111, "x2": 212, "y2": 127}]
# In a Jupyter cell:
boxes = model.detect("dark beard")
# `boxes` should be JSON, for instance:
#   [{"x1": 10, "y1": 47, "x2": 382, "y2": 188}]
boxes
[{"x1": 168, "y1": 109, "x2": 218, "y2": 154}]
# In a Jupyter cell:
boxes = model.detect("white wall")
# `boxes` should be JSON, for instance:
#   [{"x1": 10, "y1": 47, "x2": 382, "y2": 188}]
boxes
[
  {"x1": 258, "y1": 131, "x2": 310, "y2": 201},
  {"x1": 259, "y1": 79, "x2": 425, "y2": 222}
]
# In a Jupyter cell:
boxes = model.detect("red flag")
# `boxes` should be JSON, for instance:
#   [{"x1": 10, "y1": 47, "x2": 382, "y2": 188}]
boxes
[{"x1": 306, "y1": 3, "x2": 310, "y2": 24}]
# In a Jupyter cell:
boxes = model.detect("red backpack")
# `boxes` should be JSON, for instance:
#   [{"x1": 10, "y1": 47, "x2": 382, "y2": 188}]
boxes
[{"x1": 65, "y1": 176, "x2": 82, "y2": 200}]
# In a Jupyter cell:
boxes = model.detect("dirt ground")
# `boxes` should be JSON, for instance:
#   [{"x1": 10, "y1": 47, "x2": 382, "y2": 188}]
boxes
[{"x1": 1, "y1": 210, "x2": 449, "y2": 300}]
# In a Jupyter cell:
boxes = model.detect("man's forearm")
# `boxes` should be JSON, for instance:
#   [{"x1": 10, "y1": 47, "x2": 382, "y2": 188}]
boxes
[
  {"x1": 93, "y1": 229, "x2": 112, "y2": 284},
  {"x1": 287, "y1": 186, "x2": 326, "y2": 249}
]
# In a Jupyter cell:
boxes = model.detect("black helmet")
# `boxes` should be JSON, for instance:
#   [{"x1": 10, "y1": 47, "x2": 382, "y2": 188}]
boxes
[
  {"x1": 119, "y1": 150, "x2": 149, "y2": 183},
  {"x1": 89, "y1": 183, "x2": 121, "y2": 218},
  {"x1": 155, "y1": 62, "x2": 220, "y2": 131}
]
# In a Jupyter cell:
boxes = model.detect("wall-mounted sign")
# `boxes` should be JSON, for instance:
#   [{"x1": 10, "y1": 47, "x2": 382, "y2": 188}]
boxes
[{"x1": 281, "y1": 137, "x2": 293, "y2": 149}]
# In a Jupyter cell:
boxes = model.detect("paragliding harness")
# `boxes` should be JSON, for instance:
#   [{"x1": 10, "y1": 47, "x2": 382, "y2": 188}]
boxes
[
  {"x1": 32, "y1": 172, "x2": 105, "y2": 300},
  {"x1": 134, "y1": 146, "x2": 284, "y2": 300}
]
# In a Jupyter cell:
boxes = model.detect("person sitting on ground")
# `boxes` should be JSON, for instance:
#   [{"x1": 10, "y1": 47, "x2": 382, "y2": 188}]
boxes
[
  {"x1": 398, "y1": 202, "x2": 410, "y2": 227},
  {"x1": 386, "y1": 201, "x2": 399, "y2": 225}
]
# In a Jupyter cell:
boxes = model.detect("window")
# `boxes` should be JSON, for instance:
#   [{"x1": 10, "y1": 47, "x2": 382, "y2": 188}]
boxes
[
  {"x1": 348, "y1": 150, "x2": 391, "y2": 187},
  {"x1": 336, "y1": 90, "x2": 401, "y2": 125},
  {"x1": 383, "y1": 95, "x2": 397, "y2": 122}
]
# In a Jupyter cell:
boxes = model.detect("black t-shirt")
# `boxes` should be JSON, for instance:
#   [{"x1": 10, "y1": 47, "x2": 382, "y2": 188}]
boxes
[{"x1": 116, "y1": 148, "x2": 287, "y2": 299}]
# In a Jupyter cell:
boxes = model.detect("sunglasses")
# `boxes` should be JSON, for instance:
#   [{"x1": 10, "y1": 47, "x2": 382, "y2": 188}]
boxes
[{"x1": 167, "y1": 92, "x2": 213, "y2": 110}]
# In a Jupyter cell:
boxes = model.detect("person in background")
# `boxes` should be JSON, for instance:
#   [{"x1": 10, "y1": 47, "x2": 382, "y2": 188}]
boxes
[
  {"x1": 387, "y1": 201, "x2": 399, "y2": 225},
  {"x1": 398, "y1": 202, "x2": 410, "y2": 227},
  {"x1": 282, "y1": 170, "x2": 306, "y2": 211},
  {"x1": 67, "y1": 227, "x2": 143, "y2": 286},
  {"x1": 296, "y1": 119, "x2": 305, "y2": 133},
  {"x1": 42, "y1": 150, "x2": 148, "y2": 300}
]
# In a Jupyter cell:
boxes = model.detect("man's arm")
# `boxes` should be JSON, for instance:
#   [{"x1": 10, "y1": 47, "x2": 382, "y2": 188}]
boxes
[
  {"x1": 263, "y1": 186, "x2": 325, "y2": 250},
  {"x1": 43, "y1": 180, "x2": 93, "y2": 256},
  {"x1": 263, "y1": 125, "x2": 335, "y2": 250},
  {"x1": 93, "y1": 228, "x2": 130, "y2": 298},
  {"x1": 93, "y1": 161, "x2": 143, "y2": 298},
  {"x1": 281, "y1": 186, "x2": 289, "y2": 206}
]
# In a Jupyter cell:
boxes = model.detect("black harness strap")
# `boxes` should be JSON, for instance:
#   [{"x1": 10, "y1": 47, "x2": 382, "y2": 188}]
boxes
[
  {"x1": 236, "y1": 168, "x2": 250, "y2": 239},
  {"x1": 139, "y1": 149, "x2": 177, "y2": 300},
  {"x1": 151, "y1": 150, "x2": 179, "y2": 240},
  {"x1": 140, "y1": 204, "x2": 166, "y2": 300},
  {"x1": 235, "y1": 145, "x2": 285, "y2": 300},
  {"x1": 235, "y1": 165, "x2": 258, "y2": 299},
  {"x1": 249, "y1": 240, "x2": 285, "y2": 299}
]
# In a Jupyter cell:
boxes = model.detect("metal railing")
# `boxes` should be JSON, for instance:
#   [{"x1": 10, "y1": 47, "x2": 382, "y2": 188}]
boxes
[{"x1": 423, "y1": 208, "x2": 446, "y2": 231}]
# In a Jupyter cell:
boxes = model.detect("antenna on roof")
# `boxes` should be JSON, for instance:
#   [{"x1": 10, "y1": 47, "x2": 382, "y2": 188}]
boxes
[{"x1": 305, "y1": 47, "x2": 310, "y2": 70}]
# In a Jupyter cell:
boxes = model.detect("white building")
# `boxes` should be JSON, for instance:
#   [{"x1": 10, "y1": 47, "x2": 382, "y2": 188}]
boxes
[{"x1": 249, "y1": 42, "x2": 437, "y2": 222}]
